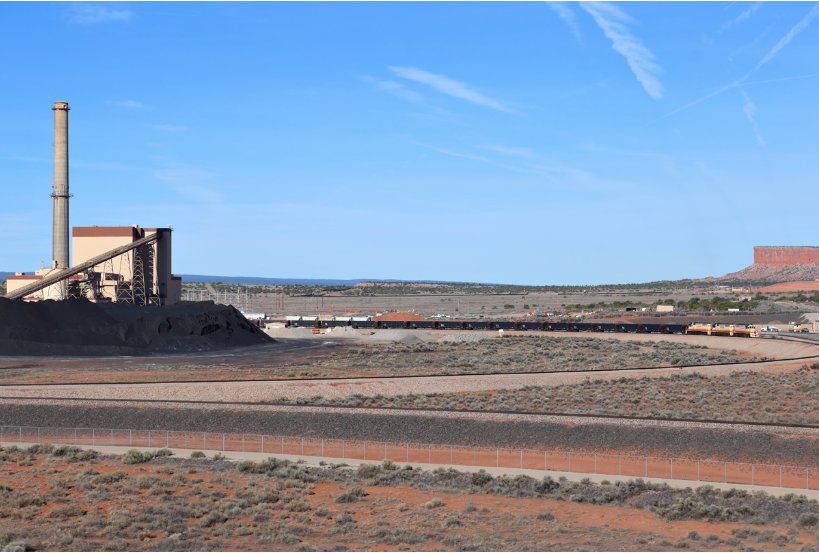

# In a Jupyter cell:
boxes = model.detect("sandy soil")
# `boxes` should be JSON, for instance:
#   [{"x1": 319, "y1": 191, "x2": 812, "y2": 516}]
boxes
[{"x1": 1, "y1": 334, "x2": 815, "y2": 402}]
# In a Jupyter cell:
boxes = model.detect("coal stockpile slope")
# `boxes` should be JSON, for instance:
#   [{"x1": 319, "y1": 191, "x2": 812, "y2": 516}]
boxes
[
  {"x1": 0, "y1": 299, "x2": 272, "y2": 356},
  {"x1": 2, "y1": 402, "x2": 816, "y2": 466}
]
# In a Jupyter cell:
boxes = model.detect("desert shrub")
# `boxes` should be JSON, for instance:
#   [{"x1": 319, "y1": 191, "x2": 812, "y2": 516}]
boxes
[
  {"x1": 49, "y1": 505, "x2": 86, "y2": 518},
  {"x1": 2, "y1": 540, "x2": 32, "y2": 552},
  {"x1": 471, "y1": 470, "x2": 493, "y2": 487},
  {"x1": 423, "y1": 498, "x2": 445, "y2": 509},
  {"x1": 190, "y1": 451, "x2": 206, "y2": 458},
  {"x1": 798, "y1": 513, "x2": 819, "y2": 528},
  {"x1": 537, "y1": 512, "x2": 555, "y2": 521},
  {"x1": 335, "y1": 487, "x2": 368, "y2": 503},
  {"x1": 121, "y1": 450, "x2": 152, "y2": 464},
  {"x1": 25, "y1": 444, "x2": 54, "y2": 455},
  {"x1": 91, "y1": 472, "x2": 126, "y2": 485},
  {"x1": 356, "y1": 464, "x2": 380, "y2": 479},
  {"x1": 371, "y1": 527, "x2": 424, "y2": 545},
  {"x1": 154, "y1": 449, "x2": 173, "y2": 458}
]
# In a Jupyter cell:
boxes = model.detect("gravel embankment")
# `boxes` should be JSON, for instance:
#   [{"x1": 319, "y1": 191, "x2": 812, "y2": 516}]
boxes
[{"x1": 1, "y1": 401, "x2": 817, "y2": 465}]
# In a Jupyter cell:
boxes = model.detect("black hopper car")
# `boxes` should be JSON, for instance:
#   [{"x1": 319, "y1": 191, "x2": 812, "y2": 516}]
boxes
[{"x1": 285, "y1": 319, "x2": 690, "y2": 334}]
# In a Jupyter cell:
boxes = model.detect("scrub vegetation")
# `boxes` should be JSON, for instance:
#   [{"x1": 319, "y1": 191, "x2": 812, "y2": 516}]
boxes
[{"x1": 0, "y1": 446, "x2": 817, "y2": 551}]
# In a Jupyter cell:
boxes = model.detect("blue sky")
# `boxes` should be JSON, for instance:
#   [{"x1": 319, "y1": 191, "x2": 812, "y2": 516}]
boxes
[{"x1": 2, "y1": 2, "x2": 819, "y2": 285}]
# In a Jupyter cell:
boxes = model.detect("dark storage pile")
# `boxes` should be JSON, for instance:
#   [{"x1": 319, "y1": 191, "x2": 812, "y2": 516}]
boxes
[{"x1": 0, "y1": 298, "x2": 272, "y2": 356}]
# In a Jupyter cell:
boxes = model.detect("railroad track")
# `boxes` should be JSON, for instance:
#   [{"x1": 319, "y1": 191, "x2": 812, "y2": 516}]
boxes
[{"x1": 0, "y1": 395, "x2": 816, "y2": 431}]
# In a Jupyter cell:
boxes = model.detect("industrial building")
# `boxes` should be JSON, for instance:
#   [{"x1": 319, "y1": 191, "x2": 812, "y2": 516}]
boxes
[{"x1": 4, "y1": 101, "x2": 181, "y2": 305}]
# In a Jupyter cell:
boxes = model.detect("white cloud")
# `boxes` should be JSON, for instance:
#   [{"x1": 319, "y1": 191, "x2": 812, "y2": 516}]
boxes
[
  {"x1": 361, "y1": 76, "x2": 424, "y2": 104},
  {"x1": 547, "y1": 2, "x2": 582, "y2": 40},
  {"x1": 740, "y1": 88, "x2": 766, "y2": 146},
  {"x1": 659, "y1": 3, "x2": 819, "y2": 121},
  {"x1": 110, "y1": 100, "x2": 145, "y2": 109},
  {"x1": 410, "y1": 140, "x2": 491, "y2": 162},
  {"x1": 720, "y1": 2, "x2": 762, "y2": 33},
  {"x1": 68, "y1": 4, "x2": 132, "y2": 24},
  {"x1": 752, "y1": 3, "x2": 819, "y2": 73},
  {"x1": 580, "y1": 2, "x2": 664, "y2": 99},
  {"x1": 481, "y1": 145, "x2": 535, "y2": 158},
  {"x1": 388, "y1": 66, "x2": 511, "y2": 112}
]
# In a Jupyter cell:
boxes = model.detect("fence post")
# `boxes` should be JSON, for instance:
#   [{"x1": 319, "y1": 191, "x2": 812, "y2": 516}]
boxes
[
  {"x1": 544, "y1": 451, "x2": 547, "y2": 471},
  {"x1": 75, "y1": 428, "x2": 78, "y2": 444},
  {"x1": 241, "y1": 434, "x2": 245, "y2": 451},
  {"x1": 261, "y1": 435, "x2": 265, "y2": 454},
  {"x1": 406, "y1": 443, "x2": 409, "y2": 463},
  {"x1": 129, "y1": 429, "x2": 132, "y2": 447},
  {"x1": 453, "y1": 446, "x2": 456, "y2": 465},
  {"x1": 363, "y1": 441, "x2": 366, "y2": 460},
  {"x1": 752, "y1": 464, "x2": 755, "y2": 485},
  {"x1": 520, "y1": 449, "x2": 523, "y2": 469},
  {"x1": 18, "y1": 427, "x2": 21, "y2": 442},
  {"x1": 92, "y1": 429, "x2": 95, "y2": 446},
  {"x1": 594, "y1": 454, "x2": 597, "y2": 473},
  {"x1": 342, "y1": 440, "x2": 345, "y2": 459},
  {"x1": 165, "y1": 431, "x2": 169, "y2": 448},
  {"x1": 428, "y1": 444, "x2": 431, "y2": 464},
  {"x1": 496, "y1": 448, "x2": 499, "y2": 468},
  {"x1": 807, "y1": 469, "x2": 810, "y2": 490},
  {"x1": 724, "y1": 462, "x2": 727, "y2": 483},
  {"x1": 644, "y1": 457, "x2": 648, "y2": 478},
  {"x1": 780, "y1": 466, "x2": 783, "y2": 488},
  {"x1": 321, "y1": 439, "x2": 324, "y2": 457},
  {"x1": 281, "y1": 436, "x2": 284, "y2": 454},
  {"x1": 111, "y1": 429, "x2": 114, "y2": 445},
  {"x1": 617, "y1": 456, "x2": 620, "y2": 476},
  {"x1": 148, "y1": 431, "x2": 151, "y2": 447},
  {"x1": 670, "y1": 458, "x2": 673, "y2": 479},
  {"x1": 222, "y1": 433, "x2": 225, "y2": 452}
]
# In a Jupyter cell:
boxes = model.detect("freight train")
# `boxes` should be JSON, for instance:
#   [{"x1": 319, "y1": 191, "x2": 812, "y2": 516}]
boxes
[{"x1": 283, "y1": 318, "x2": 759, "y2": 337}]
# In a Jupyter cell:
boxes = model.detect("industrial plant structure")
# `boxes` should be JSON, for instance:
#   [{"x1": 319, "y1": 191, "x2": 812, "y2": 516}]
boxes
[{"x1": 4, "y1": 102, "x2": 181, "y2": 305}]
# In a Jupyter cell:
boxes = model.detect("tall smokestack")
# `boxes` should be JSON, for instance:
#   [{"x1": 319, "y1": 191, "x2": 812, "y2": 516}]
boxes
[{"x1": 52, "y1": 101, "x2": 70, "y2": 282}]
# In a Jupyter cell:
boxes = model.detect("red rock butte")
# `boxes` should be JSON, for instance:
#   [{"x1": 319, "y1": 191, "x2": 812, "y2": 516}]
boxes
[{"x1": 754, "y1": 246, "x2": 819, "y2": 266}]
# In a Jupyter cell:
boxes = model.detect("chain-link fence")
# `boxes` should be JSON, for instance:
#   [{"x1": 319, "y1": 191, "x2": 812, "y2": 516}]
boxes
[{"x1": 1, "y1": 425, "x2": 816, "y2": 490}]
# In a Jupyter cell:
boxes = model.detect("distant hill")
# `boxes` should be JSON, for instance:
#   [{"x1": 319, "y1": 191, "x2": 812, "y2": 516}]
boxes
[
  {"x1": 177, "y1": 275, "x2": 496, "y2": 286},
  {"x1": 178, "y1": 275, "x2": 364, "y2": 286}
]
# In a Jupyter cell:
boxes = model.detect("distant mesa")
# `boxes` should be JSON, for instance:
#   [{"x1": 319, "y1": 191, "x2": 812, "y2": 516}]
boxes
[{"x1": 714, "y1": 246, "x2": 819, "y2": 284}]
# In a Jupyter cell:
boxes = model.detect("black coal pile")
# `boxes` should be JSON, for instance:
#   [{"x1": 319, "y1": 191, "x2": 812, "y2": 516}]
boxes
[{"x1": 0, "y1": 299, "x2": 272, "y2": 356}]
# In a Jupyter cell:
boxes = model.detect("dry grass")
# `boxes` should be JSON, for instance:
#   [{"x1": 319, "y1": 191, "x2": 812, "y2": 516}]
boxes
[
  {"x1": 286, "y1": 367, "x2": 818, "y2": 425},
  {"x1": 288, "y1": 336, "x2": 750, "y2": 378},
  {"x1": 0, "y1": 447, "x2": 817, "y2": 551}
]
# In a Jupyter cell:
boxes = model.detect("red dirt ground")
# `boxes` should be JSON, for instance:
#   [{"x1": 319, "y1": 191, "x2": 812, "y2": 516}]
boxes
[
  {"x1": 756, "y1": 281, "x2": 819, "y2": 293},
  {"x1": 1, "y1": 452, "x2": 816, "y2": 551}
]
